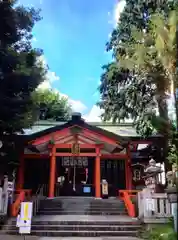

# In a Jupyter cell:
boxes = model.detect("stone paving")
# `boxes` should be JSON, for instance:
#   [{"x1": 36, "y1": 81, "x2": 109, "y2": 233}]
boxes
[{"x1": 0, "y1": 236, "x2": 142, "y2": 240}]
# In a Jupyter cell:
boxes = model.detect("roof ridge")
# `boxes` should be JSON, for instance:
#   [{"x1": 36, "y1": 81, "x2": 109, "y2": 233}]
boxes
[{"x1": 33, "y1": 120, "x2": 133, "y2": 127}]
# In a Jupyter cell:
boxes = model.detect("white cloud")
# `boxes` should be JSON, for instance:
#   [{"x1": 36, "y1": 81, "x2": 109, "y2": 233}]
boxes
[
  {"x1": 36, "y1": 56, "x2": 87, "y2": 113},
  {"x1": 59, "y1": 92, "x2": 87, "y2": 113},
  {"x1": 114, "y1": 0, "x2": 126, "y2": 25},
  {"x1": 69, "y1": 99, "x2": 87, "y2": 113},
  {"x1": 37, "y1": 56, "x2": 59, "y2": 90},
  {"x1": 83, "y1": 105, "x2": 134, "y2": 123},
  {"x1": 108, "y1": 0, "x2": 126, "y2": 27},
  {"x1": 84, "y1": 105, "x2": 103, "y2": 122},
  {"x1": 32, "y1": 37, "x2": 37, "y2": 42}
]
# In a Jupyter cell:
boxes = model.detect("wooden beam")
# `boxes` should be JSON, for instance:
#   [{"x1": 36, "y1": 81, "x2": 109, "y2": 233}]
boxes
[
  {"x1": 101, "y1": 154, "x2": 127, "y2": 159},
  {"x1": 78, "y1": 135, "x2": 95, "y2": 144},
  {"x1": 30, "y1": 127, "x2": 71, "y2": 145},
  {"x1": 95, "y1": 147, "x2": 101, "y2": 198},
  {"x1": 55, "y1": 134, "x2": 73, "y2": 143},
  {"x1": 48, "y1": 143, "x2": 103, "y2": 149},
  {"x1": 126, "y1": 144, "x2": 132, "y2": 189},
  {"x1": 78, "y1": 133, "x2": 97, "y2": 144},
  {"x1": 24, "y1": 153, "x2": 128, "y2": 159},
  {"x1": 16, "y1": 155, "x2": 24, "y2": 189},
  {"x1": 49, "y1": 145, "x2": 56, "y2": 198},
  {"x1": 24, "y1": 154, "x2": 49, "y2": 159},
  {"x1": 54, "y1": 152, "x2": 97, "y2": 157},
  {"x1": 131, "y1": 140, "x2": 152, "y2": 145},
  {"x1": 81, "y1": 128, "x2": 119, "y2": 146},
  {"x1": 30, "y1": 123, "x2": 121, "y2": 147}
]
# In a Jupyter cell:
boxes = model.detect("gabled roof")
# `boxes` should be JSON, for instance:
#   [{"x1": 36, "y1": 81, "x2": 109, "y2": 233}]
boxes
[{"x1": 25, "y1": 114, "x2": 129, "y2": 147}]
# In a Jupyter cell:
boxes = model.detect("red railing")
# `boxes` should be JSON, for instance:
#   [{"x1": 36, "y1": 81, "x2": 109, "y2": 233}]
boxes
[
  {"x1": 119, "y1": 190, "x2": 141, "y2": 218},
  {"x1": 11, "y1": 189, "x2": 32, "y2": 217}
]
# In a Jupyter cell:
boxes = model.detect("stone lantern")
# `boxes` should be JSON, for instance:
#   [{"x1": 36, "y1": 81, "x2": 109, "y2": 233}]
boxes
[
  {"x1": 165, "y1": 165, "x2": 178, "y2": 232},
  {"x1": 165, "y1": 165, "x2": 178, "y2": 203},
  {"x1": 143, "y1": 158, "x2": 162, "y2": 193},
  {"x1": 137, "y1": 159, "x2": 162, "y2": 219}
]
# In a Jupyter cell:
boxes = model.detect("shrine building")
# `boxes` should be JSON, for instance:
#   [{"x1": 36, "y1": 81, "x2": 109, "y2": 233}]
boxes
[{"x1": 15, "y1": 113, "x2": 165, "y2": 198}]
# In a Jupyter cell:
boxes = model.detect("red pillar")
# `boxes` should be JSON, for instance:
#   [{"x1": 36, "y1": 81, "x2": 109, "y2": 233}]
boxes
[
  {"x1": 16, "y1": 154, "x2": 24, "y2": 189},
  {"x1": 95, "y1": 146, "x2": 101, "y2": 198},
  {"x1": 126, "y1": 144, "x2": 132, "y2": 189},
  {"x1": 49, "y1": 146, "x2": 56, "y2": 198}
]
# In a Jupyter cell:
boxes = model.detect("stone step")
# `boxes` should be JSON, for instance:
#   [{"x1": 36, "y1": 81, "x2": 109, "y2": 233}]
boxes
[
  {"x1": 10, "y1": 220, "x2": 140, "y2": 226},
  {"x1": 46, "y1": 197, "x2": 118, "y2": 200},
  {"x1": 1, "y1": 230, "x2": 139, "y2": 237},
  {"x1": 39, "y1": 205, "x2": 125, "y2": 210},
  {"x1": 42, "y1": 198, "x2": 122, "y2": 202},
  {"x1": 40, "y1": 201, "x2": 125, "y2": 204},
  {"x1": 42, "y1": 199, "x2": 123, "y2": 204},
  {"x1": 2, "y1": 224, "x2": 141, "y2": 231},
  {"x1": 41, "y1": 206, "x2": 125, "y2": 209},
  {"x1": 37, "y1": 211, "x2": 127, "y2": 215},
  {"x1": 39, "y1": 203, "x2": 126, "y2": 209},
  {"x1": 39, "y1": 208, "x2": 127, "y2": 212}
]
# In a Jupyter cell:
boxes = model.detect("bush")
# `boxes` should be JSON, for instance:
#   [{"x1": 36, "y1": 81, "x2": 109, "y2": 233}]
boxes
[{"x1": 141, "y1": 223, "x2": 177, "y2": 240}]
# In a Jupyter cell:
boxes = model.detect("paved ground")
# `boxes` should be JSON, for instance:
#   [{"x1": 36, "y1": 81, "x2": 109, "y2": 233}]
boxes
[
  {"x1": 33, "y1": 215, "x2": 138, "y2": 222},
  {"x1": 0, "y1": 236, "x2": 142, "y2": 240}
]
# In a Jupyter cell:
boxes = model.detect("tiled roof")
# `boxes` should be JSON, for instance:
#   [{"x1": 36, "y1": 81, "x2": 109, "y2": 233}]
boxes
[{"x1": 22, "y1": 120, "x2": 139, "y2": 137}]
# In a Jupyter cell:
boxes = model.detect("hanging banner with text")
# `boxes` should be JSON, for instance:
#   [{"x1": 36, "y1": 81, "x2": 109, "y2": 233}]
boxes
[{"x1": 62, "y1": 156, "x2": 88, "y2": 167}]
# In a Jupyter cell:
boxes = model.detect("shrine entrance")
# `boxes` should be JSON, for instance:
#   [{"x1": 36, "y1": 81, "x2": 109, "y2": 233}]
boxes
[
  {"x1": 55, "y1": 156, "x2": 95, "y2": 197},
  {"x1": 17, "y1": 113, "x2": 133, "y2": 198}
]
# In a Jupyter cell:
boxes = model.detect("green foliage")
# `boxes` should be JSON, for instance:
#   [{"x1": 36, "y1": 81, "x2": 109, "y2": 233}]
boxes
[
  {"x1": 32, "y1": 88, "x2": 72, "y2": 121},
  {"x1": 167, "y1": 144, "x2": 178, "y2": 165},
  {"x1": 167, "y1": 123, "x2": 178, "y2": 165},
  {"x1": 98, "y1": 0, "x2": 178, "y2": 137},
  {"x1": 141, "y1": 223, "x2": 177, "y2": 240},
  {"x1": 0, "y1": 0, "x2": 46, "y2": 135}
]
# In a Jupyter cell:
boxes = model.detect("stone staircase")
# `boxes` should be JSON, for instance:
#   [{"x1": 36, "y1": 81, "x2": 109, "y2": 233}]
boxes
[
  {"x1": 38, "y1": 196, "x2": 128, "y2": 215},
  {"x1": 0, "y1": 197, "x2": 142, "y2": 238}
]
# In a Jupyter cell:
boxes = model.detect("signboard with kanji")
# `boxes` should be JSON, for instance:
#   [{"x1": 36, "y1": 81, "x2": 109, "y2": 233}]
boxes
[
  {"x1": 62, "y1": 156, "x2": 88, "y2": 167},
  {"x1": 71, "y1": 143, "x2": 80, "y2": 155}
]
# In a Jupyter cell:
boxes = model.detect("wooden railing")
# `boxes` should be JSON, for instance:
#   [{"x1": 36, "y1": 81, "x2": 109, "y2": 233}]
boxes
[
  {"x1": 11, "y1": 189, "x2": 32, "y2": 217},
  {"x1": 119, "y1": 190, "x2": 141, "y2": 218},
  {"x1": 137, "y1": 191, "x2": 172, "y2": 223}
]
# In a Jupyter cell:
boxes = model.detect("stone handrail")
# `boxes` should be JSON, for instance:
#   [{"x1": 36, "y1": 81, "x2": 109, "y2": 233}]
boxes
[
  {"x1": 33, "y1": 184, "x2": 47, "y2": 216},
  {"x1": 138, "y1": 191, "x2": 172, "y2": 223},
  {"x1": 0, "y1": 187, "x2": 8, "y2": 216}
]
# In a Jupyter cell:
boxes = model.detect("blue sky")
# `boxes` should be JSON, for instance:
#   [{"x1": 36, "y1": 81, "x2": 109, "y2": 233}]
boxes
[{"x1": 20, "y1": 0, "x2": 125, "y2": 120}]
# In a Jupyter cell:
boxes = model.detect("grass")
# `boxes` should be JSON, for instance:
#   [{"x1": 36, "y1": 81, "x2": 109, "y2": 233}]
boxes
[{"x1": 140, "y1": 222, "x2": 177, "y2": 240}]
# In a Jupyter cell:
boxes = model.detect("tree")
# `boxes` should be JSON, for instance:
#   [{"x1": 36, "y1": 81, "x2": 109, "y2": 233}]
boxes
[
  {"x1": 117, "y1": 9, "x2": 178, "y2": 167},
  {"x1": 32, "y1": 89, "x2": 72, "y2": 121},
  {"x1": 98, "y1": 0, "x2": 177, "y2": 136},
  {"x1": 0, "y1": 0, "x2": 46, "y2": 173},
  {"x1": 150, "y1": 10, "x2": 178, "y2": 132},
  {"x1": 0, "y1": 0, "x2": 46, "y2": 135}
]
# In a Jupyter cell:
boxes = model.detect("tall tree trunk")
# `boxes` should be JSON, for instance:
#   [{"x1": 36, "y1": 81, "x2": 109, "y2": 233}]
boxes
[{"x1": 157, "y1": 95, "x2": 172, "y2": 172}]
